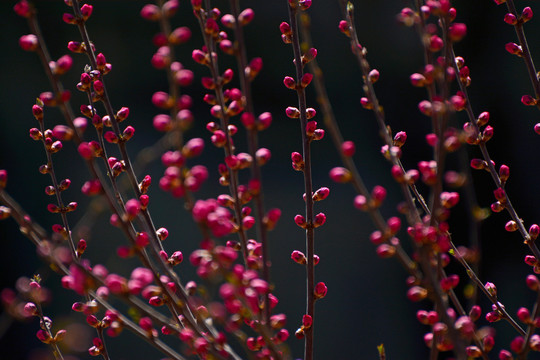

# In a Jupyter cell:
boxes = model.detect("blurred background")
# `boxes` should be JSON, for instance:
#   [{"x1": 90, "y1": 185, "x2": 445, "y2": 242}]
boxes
[{"x1": 2, "y1": 0, "x2": 540, "y2": 359}]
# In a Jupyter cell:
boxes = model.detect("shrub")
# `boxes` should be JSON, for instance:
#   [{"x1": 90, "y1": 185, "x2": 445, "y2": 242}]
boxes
[{"x1": 2, "y1": 0, "x2": 540, "y2": 359}]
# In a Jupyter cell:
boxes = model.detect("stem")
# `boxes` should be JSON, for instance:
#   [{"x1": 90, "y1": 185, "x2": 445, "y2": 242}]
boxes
[
  {"x1": 519, "y1": 288, "x2": 540, "y2": 358},
  {"x1": 195, "y1": 0, "x2": 250, "y2": 264},
  {"x1": 345, "y1": 5, "x2": 422, "y2": 226},
  {"x1": 229, "y1": 0, "x2": 272, "y2": 324},
  {"x1": 451, "y1": 48, "x2": 540, "y2": 261},
  {"x1": 34, "y1": 303, "x2": 65, "y2": 360},
  {"x1": 288, "y1": 3, "x2": 315, "y2": 359},
  {"x1": 505, "y1": 0, "x2": 540, "y2": 99},
  {"x1": 299, "y1": 10, "x2": 420, "y2": 280}
]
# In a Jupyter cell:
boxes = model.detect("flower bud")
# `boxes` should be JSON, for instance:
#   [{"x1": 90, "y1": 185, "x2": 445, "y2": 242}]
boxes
[
  {"x1": 329, "y1": 167, "x2": 351, "y2": 183},
  {"x1": 522, "y1": 7, "x2": 533, "y2": 22},
  {"x1": 291, "y1": 250, "x2": 306, "y2": 264},
  {"x1": 285, "y1": 106, "x2": 300, "y2": 119},
  {"x1": 484, "y1": 282, "x2": 497, "y2": 297},
  {"x1": 238, "y1": 8, "x2": 254, "y2": 25},
  {"x1": 407, "y1": 286, "x2": 428, "y2": 302},
  {"x1": 505, "y1": 42, "x2": 523, "y2": 56},
  {"x1": 140, "y1": 4, "x2": 160, "y2": 21},
  {"x1": 314, "y1": 282, "x2": 327, "y2": 299},
  {"x1": 505, "y1": 220, "x2": 518, "y2": 232},
  {"x1": 19, "y1": 34, "x2": 38, "y2": 51}
]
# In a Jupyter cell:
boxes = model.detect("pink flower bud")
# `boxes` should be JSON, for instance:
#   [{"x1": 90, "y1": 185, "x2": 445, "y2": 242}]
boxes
[
  {"x1": 139, "y1": 317, "x2": 153, "y2": 332},
  {"x1": 140, "y1": 4, "x2": 160, "y2": 21},
  {"x1": 522, "y1": 7, "x2": 533, "y2": 22},
  {"x1": 440, "y1": 191, "x2": 460, "y2": 208},
  {"x1": 329, "y1": 167, "x2": 351, "y2": 183},
  {"x1": 493, "y1": 188, "x2": 506, "y2": 202},
  {"x1": 440, "y1": 274, "x2": 459, "y2": 291},
  {"x1": 466, "y1": 346, "x2": 482, "y2": 358},
  {"x1": 169, "y1": 251, "x2": 183, "y2": 265},
  {"x1": 470, "y1": 158, "x2": 487, "y2": 170},
  {"x1": 153, "y1": 114, "x2": 172, "y2": 132},
  {"x1": 149, "y1": 296, "x2": 164, "y2": 306},
  {"x1": 387, "y1": 217, "x2": 401, "y2": 233},
  {"x1": 257, "y1": 112, "x2": 272, "y2": 130},
  {"x1": 531, "y1": 334, "x2": 540, "y2": 351},
  {"x1": 152, "y1": 91, "x2": 171, "y2": 109},
  {"x1": 428, "y1": 35, "x2": 443, "y2": 52},
  {"x1": 313, "y1": 187, "x2": 330, "y2": 201},
  {"x1": 80, "y1": 4, "x2": 93, "y2": 19},
  {"x1": 302, "y1": 48, "x2": 317, "y2": 65},
  {"x1": 122, "y1": 126, "x2": 135, "y2": 141},
  {"x1": 299, "y1": 73, "x2": 313, "y2": 88},
  {"x1": 192, "y1": 49, "x2": 207, "y2": 64},
  {"x1": 302, "y1": 314, "x2": 313, "y2": 328},
  {"x1": 294, "y1": 214, "x2": 306, "y2": 228},
  {"x1": 19, "y1": 34, "x2": 38, "y2": 51},
  {"x1": 524, "y1": 255, "x2": 538, "y2": 268},
  {"x1": 256, "y1": 148, "x2": 271, "y2": 165},
  {"x1": 517, "y1": 307, "x2": 531, "y2": 323},
  {"x1": 511, "y1": 336, "x2": 524, "y2": 353},
  {"x1": 72, "y1": 302, "x2": 85, "y2": 312},
  {"x1": 504, "y1": 13, "x2": 517, "y2": 25},
  {"x1": 291, "y1": 152, "x2": 304, "y2": 171},
  {"x1": 221, "y1": 14, "x2": 235, "y2": 28},
  {"x1": 86, "y1": 314, "x2": 100, "y2": 327},
  {"x1": 314, "y1": 282, "x2": 327, "y2": 299},
  {"x1": 242, "y1": 216, "x2": 255, "y2": 229},
  {"x1": 368, "y1": 69, "x2": 380, "y2": 83},
  {"x1": 527, "y1": 275, "x2": 540, "y2": 291},
  {"x1": 239, "y1": 8, "x2": 254, "y2": 25},
  {"x1": 24, "y1": 302, "x2": 38, "y2": 316},
  {"x1": 14, "y1": 1, "x2": 31, "y2": 18},
  {"x1": 505, "y1": 220, "x2": 518, "y2": 232},
  {"x1": 305, "y1": 108, "x2": 316, "y2": 119},
  {"x1": 304, "y1": 208, "x2": 323, "y2": 225},
  {"x1": 506, "y1": 42, "x2": 523, "y2": 56},
  {"x1": 162, "y1": 0, "x2": 179, "y2": 17},
  {"x1": 0, "y1": 170, "x2": 7, "y2": 189},
  {"x1": 169, "y1": 27, "x2": 191, "y2": 44},
  {"x1": 484, "y1": 282, "x2": 497, "y2": 297},
  {"x1": 407, "y1": 286, "x2": 428, "y2": 302},
  {"x1": 125, "y1": 199, "x2": 141, "y2": 219},
  {"x1": 184, "y1": 138, "x2": 204, "y2": 158},
  {"x1": 360, "y1": 97, "x2": 373, "y2": 109},
  {"x1": 410, "y1": 73, "x2": 426, "y2": 87},
  {"x1": 354, "y1": 195, "x2": 368, "y2": 210},
  {"x1": 67, "y1": 41, "x2": 85, "y2": 53},
  {"x1": 285, "y1": 106, "x2": 300, "y2": 119},
  {"x1": 104, "y1": 131, "x2": 118, "y2": 144},
  {"x1": 464, "y1": 306, "x2": 480, "y2": 323},
  {"x1": 291, "y1": 250, "x2": 306, "y2": 264},
  {"x1": 418, "y1": 100, "x2": 433, "y2": 116},
  {"x1": 530, "y1": 224, "x2": 540, "y2": 240},
  {"x1": 376, "y1": 244, "x2": 396, "y2": 258},
  {"x1": 77, "y1": 239, "x2": 87, "y2": 256},
  {"x1": 448, "y1": 23, "x2": 466, "y2": 41},
  {"x1": 156, "y1": 227, "x2": 169, "y2": 241},
  {"x1": 521, "y1": 95, "x2": 537, "y2": 106},
  {"x1": 280, "y1": 22, "x2": 291, "y2": 35},
  {"x1": 135, "y1": 232, "x2": 149, "y2": 248},
  {"x1": 36, "y1": 329, "x2": 51, "y2": 343},
  {"x1": 391, "y1": 165, "x2": 405, "y2": 182}
]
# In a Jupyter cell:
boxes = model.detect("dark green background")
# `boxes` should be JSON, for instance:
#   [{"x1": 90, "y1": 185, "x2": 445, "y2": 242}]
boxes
[{"x1": 1, "y1": 1, "x2": 540, "y2": 359}]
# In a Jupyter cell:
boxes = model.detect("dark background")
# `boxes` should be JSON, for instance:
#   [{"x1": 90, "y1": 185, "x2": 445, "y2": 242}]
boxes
[{"x1": 1, "y1": 0, "x2": 540, "y2": 359}]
